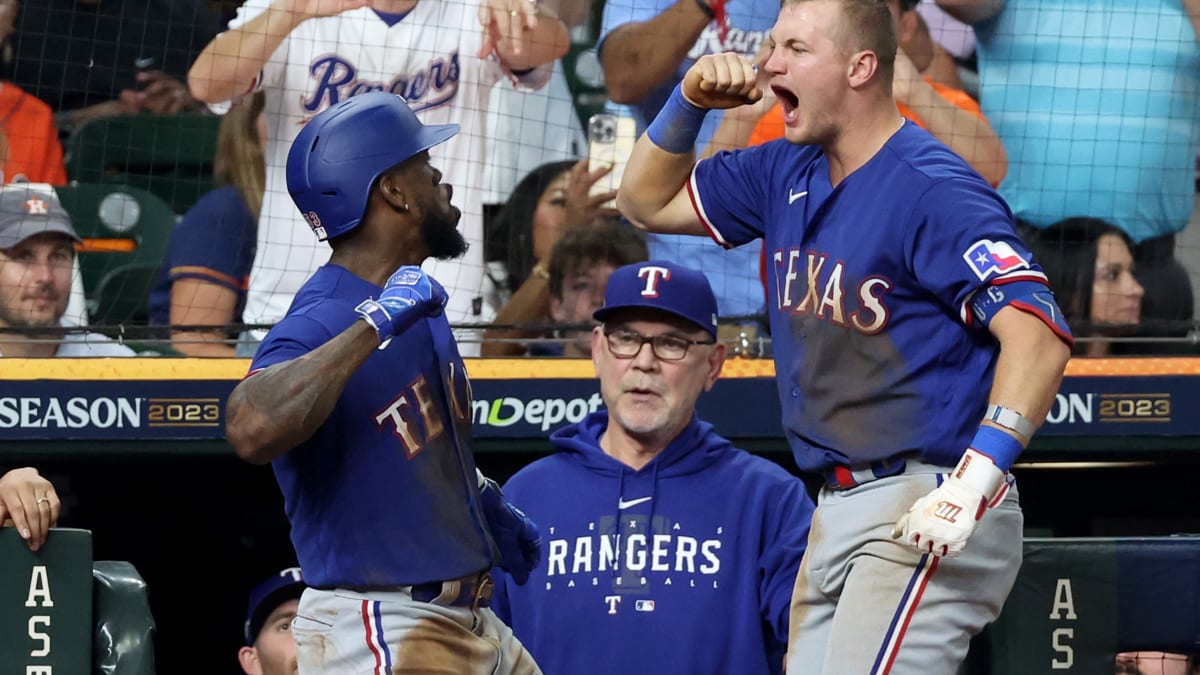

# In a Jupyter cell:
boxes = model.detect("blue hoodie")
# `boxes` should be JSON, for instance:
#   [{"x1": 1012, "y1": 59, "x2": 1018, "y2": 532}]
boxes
[{"x1": 492, "y1": 411, "x2": 815, "y2": 675}]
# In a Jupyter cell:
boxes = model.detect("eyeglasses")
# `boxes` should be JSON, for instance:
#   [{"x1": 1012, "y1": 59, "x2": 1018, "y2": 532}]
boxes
[{"x1": 603, "y1": 327, "x2": 715, "y2": 362}]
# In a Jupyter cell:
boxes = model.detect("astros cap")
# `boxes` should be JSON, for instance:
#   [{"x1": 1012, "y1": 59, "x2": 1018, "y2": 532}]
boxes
[
  {"x1": 593, "y1": 260, "x2": 719, "y2": 339},
  {"x1": 244, "y1": 567, "x2": 305, "y2": 645},
  {"x1": 0, "y1": 184, "x2": 80, "y2": 249}
]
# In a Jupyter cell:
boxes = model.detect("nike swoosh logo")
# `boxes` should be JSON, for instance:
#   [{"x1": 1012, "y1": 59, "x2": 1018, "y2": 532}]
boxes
[
  {"x1": 134, "y1": 57, "x2": 156, "y2": 70},
  {"x1": 617, "y1": 496, "x2": 652, "y2": 510},
  {"x1": 788, "y1": 189, "x2": 809, "y2": 204}
]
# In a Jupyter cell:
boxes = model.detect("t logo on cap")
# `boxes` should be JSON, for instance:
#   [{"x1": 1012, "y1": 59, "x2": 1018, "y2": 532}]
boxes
[
  {"x1": 594, "y1": 260, "x2": 720, "y2": 339},
  {"x1": 638, "y1": 265, "x2": 671, "y2": 297}
]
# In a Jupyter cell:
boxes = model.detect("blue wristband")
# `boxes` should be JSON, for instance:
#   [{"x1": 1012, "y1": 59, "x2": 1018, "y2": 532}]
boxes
[
  {"x1": 646, "y1": 85, "x2": 708, "y2": 154},
  {"x1": 968, "y1": 425, "x2": 1024, "y2": 472}
]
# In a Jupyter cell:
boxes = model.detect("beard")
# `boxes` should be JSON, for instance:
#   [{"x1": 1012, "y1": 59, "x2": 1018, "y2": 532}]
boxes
[
  {"x1": 0, "y1": 293, "x2": 67, "y2": 333},
  {"x1": 420, "y1": 206, "x2": 468, "y2": 261}
]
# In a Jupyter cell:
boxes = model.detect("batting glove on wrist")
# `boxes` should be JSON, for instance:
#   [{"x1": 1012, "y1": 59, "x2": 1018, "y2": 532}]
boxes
[
  {"x1": 479, "y1": 476, "x2": 541, "y2": 585},
  {"x1": 355, "y1": 266, "x2": 448, "y2": 340},
  {"x1": 891, "y1": 449, "x2": 1009, "y2": 558}
]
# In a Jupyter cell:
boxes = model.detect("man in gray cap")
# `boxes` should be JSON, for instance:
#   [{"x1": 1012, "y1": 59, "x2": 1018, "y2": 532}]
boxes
[{"x1": 0, "y1": 184, "x2": 134, "y2": 357}]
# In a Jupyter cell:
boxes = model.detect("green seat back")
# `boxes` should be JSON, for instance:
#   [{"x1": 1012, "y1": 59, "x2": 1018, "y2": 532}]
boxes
[
  {"x1": 56, "y1": 184, "x2": 177, "y2": 325},
  {"x1": 63, "y1": 112, "x2": 220, "y2": 215},
  {"x1": 0, "y1": 527, "x2": 94, "y2": 674},
  {"x1": 92, "y1": 561, "x2": 156, "y2": 675},
  {"x1": 968, "y1": 536, "x2": 1200, "y2": 674}
]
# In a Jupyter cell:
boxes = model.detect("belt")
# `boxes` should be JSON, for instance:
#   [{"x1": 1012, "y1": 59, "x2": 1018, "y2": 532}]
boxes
[
  {"x1": 822, "y1": 457, "x2": 953, "y2": 490},
  {"x1": 823, "y1": 457, "x2": 909, "y2": 489},
  {"x1": 410, "y1": 572, "x2": 493, "y2": 609}
]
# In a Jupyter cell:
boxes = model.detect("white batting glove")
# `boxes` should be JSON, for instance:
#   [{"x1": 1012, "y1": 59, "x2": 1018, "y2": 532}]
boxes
[{"x1": 891, "y1": 449, "x2": 1009, "y2": 557}]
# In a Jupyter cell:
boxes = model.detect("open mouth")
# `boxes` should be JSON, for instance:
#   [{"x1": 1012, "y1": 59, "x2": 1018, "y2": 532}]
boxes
[{"x1": 772, "y1": 85, "x2": 799, "y2": 123}]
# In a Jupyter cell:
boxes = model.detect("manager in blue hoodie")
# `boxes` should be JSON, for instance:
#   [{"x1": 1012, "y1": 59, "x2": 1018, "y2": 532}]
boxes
[{"x1": 491, "y1": 260, "x2": 815, "y2": 675}]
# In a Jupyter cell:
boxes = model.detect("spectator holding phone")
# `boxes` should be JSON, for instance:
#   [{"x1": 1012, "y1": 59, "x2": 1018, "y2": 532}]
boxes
[
  {"x1": 597, "y1": 0, "x2": 780, "y2": 323},
  {"x1": 483, "y1": 159, "x2": 620, "y2": 356}
]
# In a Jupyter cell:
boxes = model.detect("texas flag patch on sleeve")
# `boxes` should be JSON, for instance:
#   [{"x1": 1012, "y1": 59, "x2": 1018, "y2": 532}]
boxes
[{"x1": 962, "y1": 239, "x2": 1030, "y2": 281}]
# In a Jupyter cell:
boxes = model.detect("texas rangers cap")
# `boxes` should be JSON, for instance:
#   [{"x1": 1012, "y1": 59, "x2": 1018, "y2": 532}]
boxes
[
  {"x1": 244, "y1": 567, "x2": 305, "y2": 645},
  {"x1": 0, "y1": 184, "x2": 80, "y2": 249},
  {"x1": 593, "y1": 260, "x2": 719, "y2": 338}
]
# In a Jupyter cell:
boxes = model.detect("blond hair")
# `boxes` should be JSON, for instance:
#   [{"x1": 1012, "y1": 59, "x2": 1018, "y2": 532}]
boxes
[
  {"x1": 782, "y1": 0, "x2": 897, "y2": 79},
  {"x1": 212, "y1": 92, "x2": 266, "y2": 218}
]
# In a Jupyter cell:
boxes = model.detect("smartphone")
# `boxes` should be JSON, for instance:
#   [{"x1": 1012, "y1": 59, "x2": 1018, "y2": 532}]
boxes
[{"x1": 587, "y1": 113, "x2": 637, "y2": 208}]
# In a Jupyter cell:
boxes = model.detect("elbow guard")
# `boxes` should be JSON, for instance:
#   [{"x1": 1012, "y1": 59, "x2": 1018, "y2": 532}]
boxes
[{"x1": 967, "y1": 280, "x2": 1074, "y2": 346}]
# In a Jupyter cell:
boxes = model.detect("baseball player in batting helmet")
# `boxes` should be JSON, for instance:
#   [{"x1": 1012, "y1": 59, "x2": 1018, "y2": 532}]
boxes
[
  {"x1": 225, "y1": 91, "x2": 543, "y2": 674},
  {"x1": 188, "y1": 0, "x2": 571, "y2": 357},
  {"x1": 615, "y1": 0, "x2": 1073, "y2": 673}
]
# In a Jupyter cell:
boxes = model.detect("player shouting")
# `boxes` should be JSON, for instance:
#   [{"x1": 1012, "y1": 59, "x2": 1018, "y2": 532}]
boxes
[{"x1": 616, "y1": 0, "x2": 1072, "y2": 673}]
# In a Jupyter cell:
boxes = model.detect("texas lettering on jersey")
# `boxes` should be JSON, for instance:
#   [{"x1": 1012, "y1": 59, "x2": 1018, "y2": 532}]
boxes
[
  {"x1": 770, "y1": 247, "x2": 893, "y2": 334},
  {"x1": 373, "y1": 359, "x2": 472, "y2": 458},
  {"x1": 302, "y1": 51, "x2": 460, "y2": 117}
]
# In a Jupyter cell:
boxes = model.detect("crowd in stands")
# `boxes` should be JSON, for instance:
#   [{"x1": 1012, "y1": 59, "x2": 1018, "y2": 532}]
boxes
[{"x1": 0, "y1": 0, "x2": 1196, "y2": 358}]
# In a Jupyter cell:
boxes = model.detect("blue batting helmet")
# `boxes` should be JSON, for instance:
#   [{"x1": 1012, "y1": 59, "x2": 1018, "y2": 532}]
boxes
[{"x1": 286, "y1": 92, "x2": 459, "y2": 242}]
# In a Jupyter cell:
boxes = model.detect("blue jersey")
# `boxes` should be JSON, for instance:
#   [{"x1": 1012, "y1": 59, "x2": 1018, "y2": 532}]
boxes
[
  {"x1": 691, "y1": 122, "x2": 1048, "y2": 472},
  {"x1": 148, "y1": 185, "x2": 257, "y2": 330},
  {"x1": 250, "y1": 264, "x2": 495, "y2": 588},
  {"x1": 491, "y1": 412, "x2": 813, "y2": 675}
]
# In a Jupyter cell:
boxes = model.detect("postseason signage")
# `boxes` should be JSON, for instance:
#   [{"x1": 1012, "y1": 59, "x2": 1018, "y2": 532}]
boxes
[{"x1": 0, "y1": 359, "x2": 1196, "y2": 442}]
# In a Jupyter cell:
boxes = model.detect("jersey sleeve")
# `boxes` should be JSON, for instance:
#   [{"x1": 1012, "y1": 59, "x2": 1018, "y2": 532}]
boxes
[
  {"x1": 249, "y1": 314, "x2": 334, "y2": 372},
  {"x1": 906, "y1": 178, "x2": 1048, "y2": 326},
  {"x1": 689, "y1": 143, "x2": 776, "y2": 248},
  {"x1": 165, "y1": 190, "x2": 256, "y2": 292}
]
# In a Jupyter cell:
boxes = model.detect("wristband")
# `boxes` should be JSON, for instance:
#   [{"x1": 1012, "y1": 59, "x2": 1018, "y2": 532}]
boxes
[
  {"x1": 968, "y1": 425, "x2": 1024, "y2": 473},
  {"x1": 985, "y1": 404, "x2": 1037, "y2": 439},
  {"x1": 355, "y1": 298, "x2": 391, "y2": 338},
  {"x1": 646, "y1": 85, "x2": 708, "y2": 155}
]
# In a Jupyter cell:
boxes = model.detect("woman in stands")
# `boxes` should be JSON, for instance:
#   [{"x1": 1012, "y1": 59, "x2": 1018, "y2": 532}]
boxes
[
  {"x1": 147, "y1": 92, "x2": 264, "y2": 356},
  {"x1": 1028, "y1": 217, "x2": 1145, "y2": 356},
  {"x1": 481, "y1": 158, "x2": 617, "y2": 356}
]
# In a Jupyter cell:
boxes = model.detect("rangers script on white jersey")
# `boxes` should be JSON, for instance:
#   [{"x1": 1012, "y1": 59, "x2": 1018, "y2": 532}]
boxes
[{"x1": 228, "y1": 0, "x2": 550, "y2": 353}]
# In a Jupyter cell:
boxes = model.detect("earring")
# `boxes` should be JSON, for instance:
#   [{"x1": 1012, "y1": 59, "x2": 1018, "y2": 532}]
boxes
[{"x1": 400, "y1": 203, "x2": 409, "y2": 212}]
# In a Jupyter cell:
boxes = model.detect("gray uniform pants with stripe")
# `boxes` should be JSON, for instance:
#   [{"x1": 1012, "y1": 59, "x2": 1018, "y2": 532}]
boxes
[{"x1": 786, "y1": 472, "x2": 1022, "y2": 675}]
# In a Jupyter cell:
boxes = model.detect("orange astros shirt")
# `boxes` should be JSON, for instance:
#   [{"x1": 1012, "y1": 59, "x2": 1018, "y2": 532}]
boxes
[{"x1": 0, "y1": 83, "x2": 68, "y2": 185}]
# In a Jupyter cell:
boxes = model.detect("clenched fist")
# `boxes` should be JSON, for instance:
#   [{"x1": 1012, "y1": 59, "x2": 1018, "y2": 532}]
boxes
[{"x1": 682, "y1": 53, "x2": 763, "y2": 110}]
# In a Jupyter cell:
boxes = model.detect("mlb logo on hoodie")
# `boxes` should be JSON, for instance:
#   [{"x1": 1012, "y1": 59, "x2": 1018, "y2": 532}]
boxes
[{"x1": 635, "y1": 600, "x2": 656, "y2": 612}]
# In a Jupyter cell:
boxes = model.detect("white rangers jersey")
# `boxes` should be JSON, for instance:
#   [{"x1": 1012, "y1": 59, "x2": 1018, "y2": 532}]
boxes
[{"x1": 228, "y1": 0, "x2": 549, "y2": 353}]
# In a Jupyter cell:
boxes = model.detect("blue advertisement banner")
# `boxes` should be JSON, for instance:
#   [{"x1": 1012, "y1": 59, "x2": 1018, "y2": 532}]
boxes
[{"x1": 0, "y1": 374, "x2": 1194, "y2": 441}]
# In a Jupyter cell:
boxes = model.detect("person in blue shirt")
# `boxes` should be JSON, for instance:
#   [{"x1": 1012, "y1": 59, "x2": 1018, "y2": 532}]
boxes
[
  {"x1": 491, "y1": 260, "x2": 815, "y2": 675},
  {"x1": 937, "y1": 0, "x2": 1200, "y2": 342},
  {"x1": 598, "y1": 0, "x2": 780, "y2": 324},
  {"x1": 224, "y1": 92, "x2": 542, "y2": 675},
  {"x1": 614, "y1": 1, "x2": 1072, "y2": 671},
  {"x1": 148, "y1": 92, "x2": 264, "y2": 356}
]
